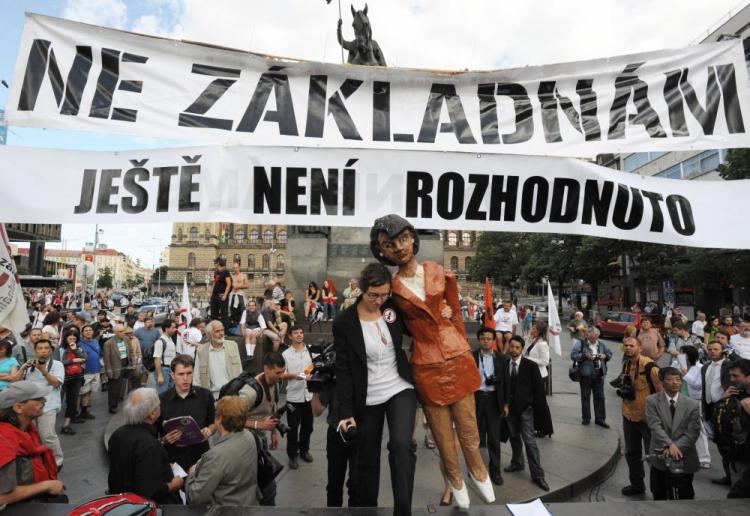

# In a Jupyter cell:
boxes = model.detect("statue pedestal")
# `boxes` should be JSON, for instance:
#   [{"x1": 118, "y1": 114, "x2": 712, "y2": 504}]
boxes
[{"x1": 287, "y1": 227, "x2": 444, "y2": 300}]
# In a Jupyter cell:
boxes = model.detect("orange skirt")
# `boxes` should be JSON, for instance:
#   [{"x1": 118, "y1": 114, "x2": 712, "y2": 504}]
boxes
[{"x1": 413, "y1": 351, "x2": 481, "y2": 406}]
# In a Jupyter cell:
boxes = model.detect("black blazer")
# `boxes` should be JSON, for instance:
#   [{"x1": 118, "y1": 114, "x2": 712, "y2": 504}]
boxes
[
  {"x1": 334, "y1": 299, "x2": 414, "y2": 420},
  {"x1": 499, "y1": 356, "x2": 545, "y2": 414},
  {"x1": 700, "y1": 357, "x2": 735, "y2": 419},
  {"x1": 473, "y1": 348, "x2": 507, "y2": 411}
]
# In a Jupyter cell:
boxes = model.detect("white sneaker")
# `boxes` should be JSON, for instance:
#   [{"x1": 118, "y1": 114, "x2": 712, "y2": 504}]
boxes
[
  {"x1": 469, "y1": 471, "x2": 496, "y2": 503},
  {"x1": 451, "y1": 481, "x2": 470, "y2": 509}
]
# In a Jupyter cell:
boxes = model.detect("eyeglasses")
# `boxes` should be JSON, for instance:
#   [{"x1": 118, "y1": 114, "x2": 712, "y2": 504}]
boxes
[
  {"x1": 380, "y1": 232, "x2": 412, "y2": 251},
  {"x1": 365, "y1": 292, "x2": 391, "y2": 302}
]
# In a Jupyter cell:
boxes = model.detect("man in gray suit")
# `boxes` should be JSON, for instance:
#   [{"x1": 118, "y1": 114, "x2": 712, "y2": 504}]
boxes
[{"x1": 645, "y1": 367, "x2": 702, "y2": 500}]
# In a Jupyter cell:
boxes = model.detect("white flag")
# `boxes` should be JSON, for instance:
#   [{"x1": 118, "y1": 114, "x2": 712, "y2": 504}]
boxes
[
  {"x1": 547, "y1": 280, "x2": 562, "y2": 357},
  {"x1": 0, "y1": 224, "x2": 30, "y2": 339},
  {"x1": 175, "y1": 277, "x2": 192, "y2": 354}
]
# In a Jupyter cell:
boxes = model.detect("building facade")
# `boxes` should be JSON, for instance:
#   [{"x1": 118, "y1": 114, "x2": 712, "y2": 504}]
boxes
[
  {"x1": 440, "y1": 230, "x2": 479, "y2": 280},
  {"x1": 166, "y1": 223, "x2": 287, "y2": 294}
]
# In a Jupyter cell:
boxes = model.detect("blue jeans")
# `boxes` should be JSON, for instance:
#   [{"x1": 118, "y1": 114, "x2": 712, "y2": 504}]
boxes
[{"x1": 154, "y1": 366, "x2": 173, "y2": 395}]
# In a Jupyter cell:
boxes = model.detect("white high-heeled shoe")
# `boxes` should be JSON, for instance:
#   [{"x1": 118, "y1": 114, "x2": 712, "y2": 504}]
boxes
[
  {"x1": 451, "y1": 481, "x2": 470, "y2": 509},
  {"x1": 469, "y1": 471, "x2": 496, "y2": 503}
]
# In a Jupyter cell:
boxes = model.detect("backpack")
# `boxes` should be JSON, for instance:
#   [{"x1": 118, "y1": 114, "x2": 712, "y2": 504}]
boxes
[
  {"x1": 218, "y1": 371, "x2": 263, "y2": 409},
  {"x1": 712, "y1": 396, "x2": 750, "y2": 459},
  {"x1": 141, "y1": 345, "x2": 156, "y2": 373},
  {"x1": 643, "y1": 362, "x2": 657, "y2": 394},
  {"x1": 68, "y1": 493, "x2": 161, "y2": 516}
]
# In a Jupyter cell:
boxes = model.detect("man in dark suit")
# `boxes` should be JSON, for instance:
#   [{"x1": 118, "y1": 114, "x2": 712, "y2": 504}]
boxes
[
  {"x1": 646, "y1": 367, "x2": 702, "y2": 500},
  {"x1": 500, "y1": 335, "x2": 549, "y2": 491},
  {"x1": 701, "y1": 340, "x2": 735, "y2": 486},
  {"x1": 473, "y1": 326, "x2": 506, "y2": 486}
]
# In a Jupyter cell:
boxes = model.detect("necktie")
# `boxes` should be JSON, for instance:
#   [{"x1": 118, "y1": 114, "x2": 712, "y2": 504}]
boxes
[
  {"x1": 670, "y1": 399, "x2": 676, "y2": 420},
  {"x1": 511, "y1": 360, "x2": 517, "y2": 378}
]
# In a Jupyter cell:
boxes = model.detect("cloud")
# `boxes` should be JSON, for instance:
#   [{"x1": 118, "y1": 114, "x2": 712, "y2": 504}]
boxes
[{"x1": 62, "y1": 0, "x2": 128, "y2": 29}]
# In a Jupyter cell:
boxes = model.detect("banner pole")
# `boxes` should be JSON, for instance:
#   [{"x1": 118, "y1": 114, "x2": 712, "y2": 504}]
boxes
[{"x1": 338, "y1": 0, "x2": 344, "y2": 64}]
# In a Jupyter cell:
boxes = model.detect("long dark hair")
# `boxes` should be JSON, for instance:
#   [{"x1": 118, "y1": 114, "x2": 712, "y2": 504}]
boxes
[
  {"x1": 307, "y1": 282, "x2": 318, "y2": 296},
  {"x1": 42, "y1": 311, "x2": 61, "y2": 327}
]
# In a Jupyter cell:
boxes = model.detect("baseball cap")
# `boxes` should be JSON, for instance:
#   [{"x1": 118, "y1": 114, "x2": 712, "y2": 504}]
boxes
[
  {"x1": 123, "y1": 326, "x2": 135, "y2": 335},
  {"x1": 0, "y1": 381, "x2": 51, "y2": 409}
]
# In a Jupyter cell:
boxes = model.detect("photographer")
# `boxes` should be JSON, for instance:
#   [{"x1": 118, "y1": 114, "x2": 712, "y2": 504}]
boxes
[
  {"x1": 472, "y1": 326, "x2": 505, "y2": 486},
  {"x1": 645, "y1": 367, "x2": 701, "y2": 500},
  {"x1": 702, "y1": 339, "x2": 735, "y2": 486},
  {"x1": 723, "y1": 359, "x2": 750, "y2": 498},
  {"x1": 571, "y1": 327, "x2": 612, "y2": 428},
  {"x1": 238, "y1": 352, "x2": 286, "y2": 506},
  {"x1": 17, "y1": 339, "x2": 64, "y2": 469},
  {"x1": 281, "y1": 325, "x2": 314, "y2": 470},
  {"x1": 619, "y1": 337, "x2": 662, "y2": 497}
]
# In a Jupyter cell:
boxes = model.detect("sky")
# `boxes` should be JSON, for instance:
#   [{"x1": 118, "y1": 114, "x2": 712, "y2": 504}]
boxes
[{"x1": 1, "y1": 0, "x2": 748, "y2": 267}]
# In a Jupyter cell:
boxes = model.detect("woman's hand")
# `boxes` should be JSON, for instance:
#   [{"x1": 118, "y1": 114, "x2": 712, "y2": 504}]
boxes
[
  {"x1": 440, "y1": 304, "x2": 453, "y2": 319},
  {"x1": 337, "y1": 417, "x2": 356, "y2": 432}
]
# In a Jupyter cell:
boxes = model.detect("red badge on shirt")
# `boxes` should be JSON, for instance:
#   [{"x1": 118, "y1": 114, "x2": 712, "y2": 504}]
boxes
[{"x1": 383, "y1": 308, "x2": 397, "y2": 323}]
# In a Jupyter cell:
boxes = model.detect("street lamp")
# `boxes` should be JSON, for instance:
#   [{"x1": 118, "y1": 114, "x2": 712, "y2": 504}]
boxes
[
  {"x1": 152, "y1": 237, "x2": 163, "y2": 295},
  {"x1": 92, "y1": 225, "x2": 103, "y2": 295}
]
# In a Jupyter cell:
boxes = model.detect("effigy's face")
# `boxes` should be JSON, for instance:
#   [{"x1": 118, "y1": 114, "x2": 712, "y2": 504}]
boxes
[{"x1": 377, "y1": 230, "x2": 415, "y2": 266}]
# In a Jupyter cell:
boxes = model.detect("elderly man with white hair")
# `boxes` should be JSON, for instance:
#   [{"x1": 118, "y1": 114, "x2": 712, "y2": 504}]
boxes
[
  {"x1": 194, "y1": 321, "x2": 242, "y2": 400},
  {"x1": 108, "y1": 388, "x2": 183, "y2": 504}
]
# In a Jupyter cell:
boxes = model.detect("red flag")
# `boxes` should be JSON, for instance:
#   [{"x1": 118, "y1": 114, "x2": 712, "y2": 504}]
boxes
[{"x1": 483, "y1": 277, "x2": 495, "y2": 329}]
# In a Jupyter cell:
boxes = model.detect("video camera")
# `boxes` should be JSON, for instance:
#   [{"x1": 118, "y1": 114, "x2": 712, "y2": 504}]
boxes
[
  {"x1": 306, "y1": 339, "x2": 336, "y2": 394},
  {"x1": 610, "y1": 373, "x2": 635, "y2": 401}
]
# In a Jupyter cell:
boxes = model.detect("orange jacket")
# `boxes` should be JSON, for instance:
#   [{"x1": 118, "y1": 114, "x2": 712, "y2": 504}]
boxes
[{"x1": 391, "y1": 261, "x2": 481, "y2": 405}]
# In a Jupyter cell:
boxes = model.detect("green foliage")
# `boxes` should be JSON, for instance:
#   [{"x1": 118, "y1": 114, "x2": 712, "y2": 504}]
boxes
[
  {"x1": 718, "y1": 149, "x2": 750, "y2": 180},
  {"x1": 97, "y1": 267, "x2": 113, "y2": 289}
]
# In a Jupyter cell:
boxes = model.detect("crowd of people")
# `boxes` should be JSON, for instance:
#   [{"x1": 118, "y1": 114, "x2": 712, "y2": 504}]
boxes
[
  {"x1": 2, "y1": 243, "x2": 749, "y2": 512},
  {"x1": 567, "y1": 309, "x2": 750, "y2": 500}
]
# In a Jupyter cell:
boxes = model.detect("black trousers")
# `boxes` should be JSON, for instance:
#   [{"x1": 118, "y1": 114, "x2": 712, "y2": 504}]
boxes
[
  {"x1": 579, "y1": 375, "x2": 606, "y2": 423},
  {"x1": 62, "y1": 377, "x2": 83, "y2": 419},
  {"x1": 728, "y1": 461, "x2": 750, "y2": 498},
  {"x1": 650, "y1": 468, "x2": 694, "y2": 500},
  {"x1": 326, "y1": 425, "x2": 360, "y2": 507},
  {"x1": 287, "y1": 401, "x2": 314, "y2": 458},
  {"x1": 210, "y1": 296, "x2": 229, "y2": 326},
  {"x1": 475, "y1": 391, "x2": 502, "y2": 476},
  {"x1": 623, "y1": 417, "x2": 651, "y2": 491},
  {"x1": 356, "y1": 388, "x2": 417, "y2": 516},
  {"x1": 107, "y1": 376, "x2": 124, "y2": 411}
]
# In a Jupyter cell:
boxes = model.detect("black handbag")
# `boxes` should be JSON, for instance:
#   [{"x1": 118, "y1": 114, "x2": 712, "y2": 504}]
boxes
[
  {"x1": 254, "y1": 433, "x2": 283, "y2": 489},
  {"x1": 568, "y1": 361, "x2": 581, "y2": 382}
]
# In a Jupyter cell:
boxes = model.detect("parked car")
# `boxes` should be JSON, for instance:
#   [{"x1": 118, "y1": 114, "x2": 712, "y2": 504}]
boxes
[
  {"x1": 595, "y1": 311, "x2": 665, "y2": 340},
  {"x1": 137, "y1": 303, "x2": 174, "y2": 325},
  {"x1": 531, "y1": 304, "x2": 549, "y2": 322}
]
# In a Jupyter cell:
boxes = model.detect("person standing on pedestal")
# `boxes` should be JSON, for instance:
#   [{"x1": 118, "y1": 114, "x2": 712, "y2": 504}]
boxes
[{"x1": 369, "y1": 214, "x2": 495, "y2": 509}]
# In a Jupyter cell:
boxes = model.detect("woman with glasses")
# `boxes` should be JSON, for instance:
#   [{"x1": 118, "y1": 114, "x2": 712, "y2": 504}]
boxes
[{"x1": 334, "y1": 263, "x2": 416, "y2": 516}]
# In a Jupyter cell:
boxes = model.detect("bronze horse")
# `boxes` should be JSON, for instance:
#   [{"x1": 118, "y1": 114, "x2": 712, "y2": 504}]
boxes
[{"x1": 337, "y1": 4, "x2": 386, "y2": 66}]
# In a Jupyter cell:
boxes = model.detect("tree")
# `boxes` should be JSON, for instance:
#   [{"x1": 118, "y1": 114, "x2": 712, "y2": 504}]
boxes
[
  {"x1": 470, "y1": 232, "x2": 531, "y2": 287},
  {"x1": 717, "y1": 148, "x2": 750, "y2": 180},
  {"x1": 149, "y1": 266, "x2": 169, "y2": 288},
  {"x1": 97, "y1": 267, "x2": 113, "y2": 289},
  {"x1": 521, "y1": 234, "x2": 582, "y2": 311},
  {"x1": 573, "y1": 236, "x2": 626, "y2": 306}
]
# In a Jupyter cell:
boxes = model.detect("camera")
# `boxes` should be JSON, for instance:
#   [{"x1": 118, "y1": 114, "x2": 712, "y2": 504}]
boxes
[
  {"x1": 339, "y1": 423, "x2": 358, "y2": 444},
  {"x1": 610, "y1": 373, "x2": 635, "y2": 400},
  {"x1": 274, "y1": 404, "x2": 296, "y2": 438},
  {"x1": 306, "y1": 341, "x2": 336, "y2": 394},
  {"x1": 484, "y1": 375, "x2": 497, "y2": 387}
]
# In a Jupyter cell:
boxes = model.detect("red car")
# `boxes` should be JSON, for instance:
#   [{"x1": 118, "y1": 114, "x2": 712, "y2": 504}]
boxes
[{"x1": 595, "y1": 311, "x2": 665, "y2": 340}]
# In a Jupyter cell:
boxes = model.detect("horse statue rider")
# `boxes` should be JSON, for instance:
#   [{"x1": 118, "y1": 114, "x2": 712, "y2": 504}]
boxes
[{"x1": 337, "y1": 4, "x2": 386, "y2": 66}]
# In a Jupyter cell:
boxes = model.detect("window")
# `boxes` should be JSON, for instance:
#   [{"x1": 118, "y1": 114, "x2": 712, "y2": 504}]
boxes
[
  {"x1": 447, "y1": 232, "x2": 457, "y2": 247},
  {"x1": 465, "y1": 256, "x2": 472, "y2": 271},
  {"x1": 235, "y1": 230, "x2": 245, "y2": 243},
  {"x1": 276, "y1": 254, "x2": 285, "y2": 270},
  {"x1": 189, "y1": 226, "x2": 198, "y2": 242},
  {"x1": 233, "y1": 254, "x2": 241, "y2": 266},
  {"x1": 439, "y1": 232, "x2": 444, "y2": 242},
  {"x1": 250, "y1": 230, "x2": 259, "y2": 244},
  {"x1": 204, "y1": 229, "x2": 210, "y2": 242},
  {"x1": 657, "y1": 164, "x2": 682, "y2": 179},
  {"x1": 277, "y1": 230, "x2": 287, "y2": 245},
  {"x1": 187, "y1": 252, "x2": 196, "y2": 268},
  {"x1": 177, "y1": 228, "x2": 183, "y2": 242},
  {"x1": 262, "y1": 254, "x2": 270, "y2": 269},
  {"x1": 186, "y1": 272, "x2": 193, "y2": 283},
  {"x1": 264, "y1": 230, "x2": 274, "y2": 245},
  {"x1": 623, "y1": 152, "x2": 666, "y2": 172},
  {"x1": 248, "y1": 254, "x2": 256, "y2": 271},
  {"x1": 450, "y1": 256, "x2": 458, "y2": 271},
  {"x1": 461, "y1": 232, "x2": 472, "y2": 247}
]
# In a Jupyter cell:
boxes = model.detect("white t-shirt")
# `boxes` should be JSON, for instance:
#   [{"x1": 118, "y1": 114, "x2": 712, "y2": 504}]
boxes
[
  {"x1": 493, "y1": 309, "x2": 519, "y2": 332},
  {"x1": 25, "y1": 359, "x2": 65, "y2": 413},
  {"x1": 361, "y1": 318, "x2": 412, "y2": 406},
  {"x1": 154, "y1": 335, "x2": 176, "y2": 367},
  {"x1": 133, "y1": 321, "x2": 145, "y2": 331},
  {"x1": 282, "y1": 346, "x2": 313, "y2": 403},
  {"x1": 176, "y1": 334, "x2": 197, "y2": 359},
  {"x1": 691, "y1": 320, "x2": 705, "y2": 338}
]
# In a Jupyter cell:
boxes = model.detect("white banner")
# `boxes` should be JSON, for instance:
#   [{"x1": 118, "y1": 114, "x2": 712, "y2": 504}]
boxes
[
  {"x1": 6, "y1": 13, "x2": 750, "y2": 157},
  {"x1": 0, "y1": 224, "x2": 31, "y2": 336},
  {"x1": 1, "y1": 144, "x2": 749, "y2": 249}
]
